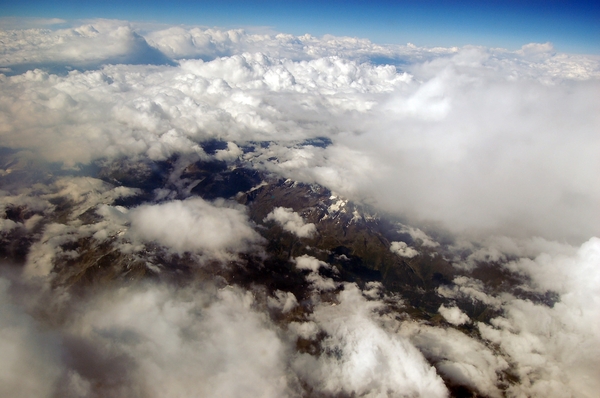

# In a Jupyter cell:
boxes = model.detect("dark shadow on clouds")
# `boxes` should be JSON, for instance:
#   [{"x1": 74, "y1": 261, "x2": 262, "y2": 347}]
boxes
[{"x1": 0, "y1": 31, "x2": 175, "y2": 76}]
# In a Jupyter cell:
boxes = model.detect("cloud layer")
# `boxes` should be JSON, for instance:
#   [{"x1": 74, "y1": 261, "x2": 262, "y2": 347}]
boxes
[{"x1": 1, "y1": 20, "x2": 598, "y2": 241}]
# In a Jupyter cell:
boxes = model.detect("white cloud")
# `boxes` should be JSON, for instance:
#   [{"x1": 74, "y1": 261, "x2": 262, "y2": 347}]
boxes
[
  {"x1": 451, "y1": 235, "x2": 578, "y2": 270},
  {"x1": 48, "y1": 177, "x2": 140, "y2": 218},
  {"x1": 398, "y1": 322, "x2": 508, "y2": 398},
  {"x1": 399, "y1": 225, "x2": 439, "y2": 247},
  {"x1": 294, "y1": 255, "x2": 329, "y2": 272},
  {"x1": 17, "y1": 185, "x2": 262, "y2": 278},
  {"x1": 0, "y1": 278, "x2": 298, "y2": 398},
  {"x1": 268, "y1": 290, "x2": 298, "y2": 314},
  {"x1": 436, "y1": 276, "x2": 503, "y2": 309},
  {"x1": 21, "y1": 177, "x2": 140, "y2": 278},
  {"x1": 0, "y1": 20, "x2": 171, "y2": 71},
  {"x1": 71, "y1": 284, "x2": 295, "y2": 398},
  {"x1": 128, "y1": 198, "x2": 263, "y2": 257},
  {"x1": 1, "y1": 24, "x2": 598, "y2": 243},
  {"x1": 0, "y1": 277, "x2": 63, "y2": 398},
  {"x1": 477, "y1": 238, "x2": 600, "y2": 398},
  {"x1": 438, "y1": 304, "x2": 470, "y2": 326},
  {"x1": 0, "y1": 218, "x2": 18, "y2": 233},
  {"x1": 432, "y1": 237, "x2": 600, "y2": 397},
  {"x1": 293, "y1": 283, "x2": 448, "y2": 397},
  {"x1": 390, "y1": 241, "x2": 419, "y2": 258},
  {"x1": 288, "y1": 321, "x2": 320, "y2": 340},
  {"x1": 264, "y1": 207, "x2": 316, "y2": 238},
  {"x1": 350, "y1": 65, "x2": 600, "y2": 242},
  {"x1": 294, "y1": 255, "x2": 338, "y2": 292},
  {"x1": 214, "y1": 141, "x2": 243, "y2": 161}
]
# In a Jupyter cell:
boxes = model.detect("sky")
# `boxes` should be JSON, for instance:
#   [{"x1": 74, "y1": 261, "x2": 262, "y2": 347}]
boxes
[
  {"x1": 0, "y1": 2, "x2": 600, "y2": 397},
  {"x1": 1, "y1": 0, "x2": 599, "y2": 53}
]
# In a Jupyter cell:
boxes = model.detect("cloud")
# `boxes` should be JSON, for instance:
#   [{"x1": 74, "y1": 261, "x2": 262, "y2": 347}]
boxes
[
  {"x1": 0, "y1": 276, "x2": 299, "y2": 398},
  {"x1": 70, "y1": 284, "x2": 295, "y2": 398},
  {"x1": 346, "y1": 60, "x2": 600, "y2": 242},
  {"x1": 15, "y1": 178, "x2": 259, "y2": 279},
  {"x1": 143, "y1": 25, "x2": 600, "y2": 81},
  {"x1": 21, "y1": 177, "x2": 141, "y2": 278},
  {"x1": 0, "y1": 20, "x2": 172, "y2": 73},
  {"x1": 293, "y1": 283, "x2": 448, "y2": 397},
  {"x1": 214, "y1": 141, "x2": 243, "y2": 161},
  {"x1": 390, "y1": 241, "x2": 419, "y2": 258},
  {"x1": 264, "y1": 207, "x2": 316, "y2": 238},
  {"x1": 1, "y1": 24, "x2": 597, "y2": 243},
  {"x1": 477, "y1": 238, "x2": 600, "y2": 397},
  {"x1": 436, "y1": 276, "x2": 503, "y2": 309},
  {"x1": 127, "y1": 198, "x2": 263, "y2": 257},
  {"x1": 294, "y1": 255, "x2": 337, "y2": 292},
  {"x1": 0, "y1": 277, "x2": 64, "y2": 398},
  {"x1": 399, "y1": 225, "x2": 440, "y2": 247},
  {"x1": 398, "y1": 322, "x2": 508, "y2": 398},
  {"x1": 48, "y1": 177, "x2": 141, "y2": 218},
  {"x1": 294, "y1": 255, "x2": 329, "y2": 272},
  {"x1": 267, "y1": 290, "x2": 298, "y2": 313},
  {"x1": 431, "y1": 237, "x2": 600, "y2": 397},
  {"x1": 438, "y1": 304, "x2": 470, "y2": 326}
]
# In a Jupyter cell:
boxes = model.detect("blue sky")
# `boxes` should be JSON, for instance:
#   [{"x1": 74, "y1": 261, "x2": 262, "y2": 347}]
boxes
[{"x1": 1, "y1": 0, "x2": 599, "y2": 53}]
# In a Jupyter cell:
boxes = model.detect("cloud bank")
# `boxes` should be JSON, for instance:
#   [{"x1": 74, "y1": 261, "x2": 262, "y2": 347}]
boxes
[{"x1": 1, "y1": 21, "x2": 597, "y2": 241}]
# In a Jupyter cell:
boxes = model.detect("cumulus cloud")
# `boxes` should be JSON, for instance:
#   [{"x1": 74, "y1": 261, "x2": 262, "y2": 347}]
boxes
[
  {"x1": 430, "y1": 238, "x2": 600, "y2": 397},
  {"x1": 264, "y1": 207, "x2": 316, "y2": 238},
  {"x1": 293, "y1": 283, "x2": 448, "y2": 397},
  {"x1": 0, "y1": 273, "x2": 453, "y2": 398},
  {"x1": 128, "y1": 198, "x2": 263, "y2": 256},
  {"x1": 294, "y1": 254, "x2": 329, "y2": 272},
  {"x1": 0, "y1": 20, "x2": 172, "y2": 73},
  {"x1": 21, "y1": 177, "x2": 140, "y2": 278},
  {"x1": 294, "y1": 255, "x2": 337, "y2": 292},
  {"x1": 49, "y1": 177, "x2": 141, "y2": 218},
  {"x1": 351, "y1": 63, "x2": 600, "y2": 242},
  {"x1": 438, "y1": 304, "x2": 470, "y2": 326},
  {"x1": 214, "y1": 141, "x2": 243, "y2": 161},
  {"x1": 1, "y1": 22, "x2": 598, "y2": 242},
  {"x1": 390, "y1": 241, "x2": 419, "y2": 258},
  {"x1": 398, "y1": 322, "x2": 508, "y2": 397},
  {"x1": 478, "y1": 238, "x2": 600, "y2": 397}
]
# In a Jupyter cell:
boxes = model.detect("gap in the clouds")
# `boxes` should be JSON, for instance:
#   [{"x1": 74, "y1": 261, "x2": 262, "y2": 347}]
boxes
[
  {"x1": 299, "y1": 136, "x2": 332, "y2": 149},
  {"x1": 0, "y1": 146, "x2": 564, "y2": 318},
  {"x1": 200, "y1": 139, "x2": 229, "y2": 155},
  {"x1": 1, "y1": 148, "x2": 588, "y2": 396},
  {"x1": 368, "y1": 56, "x2": 410, "y2": 68}
]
